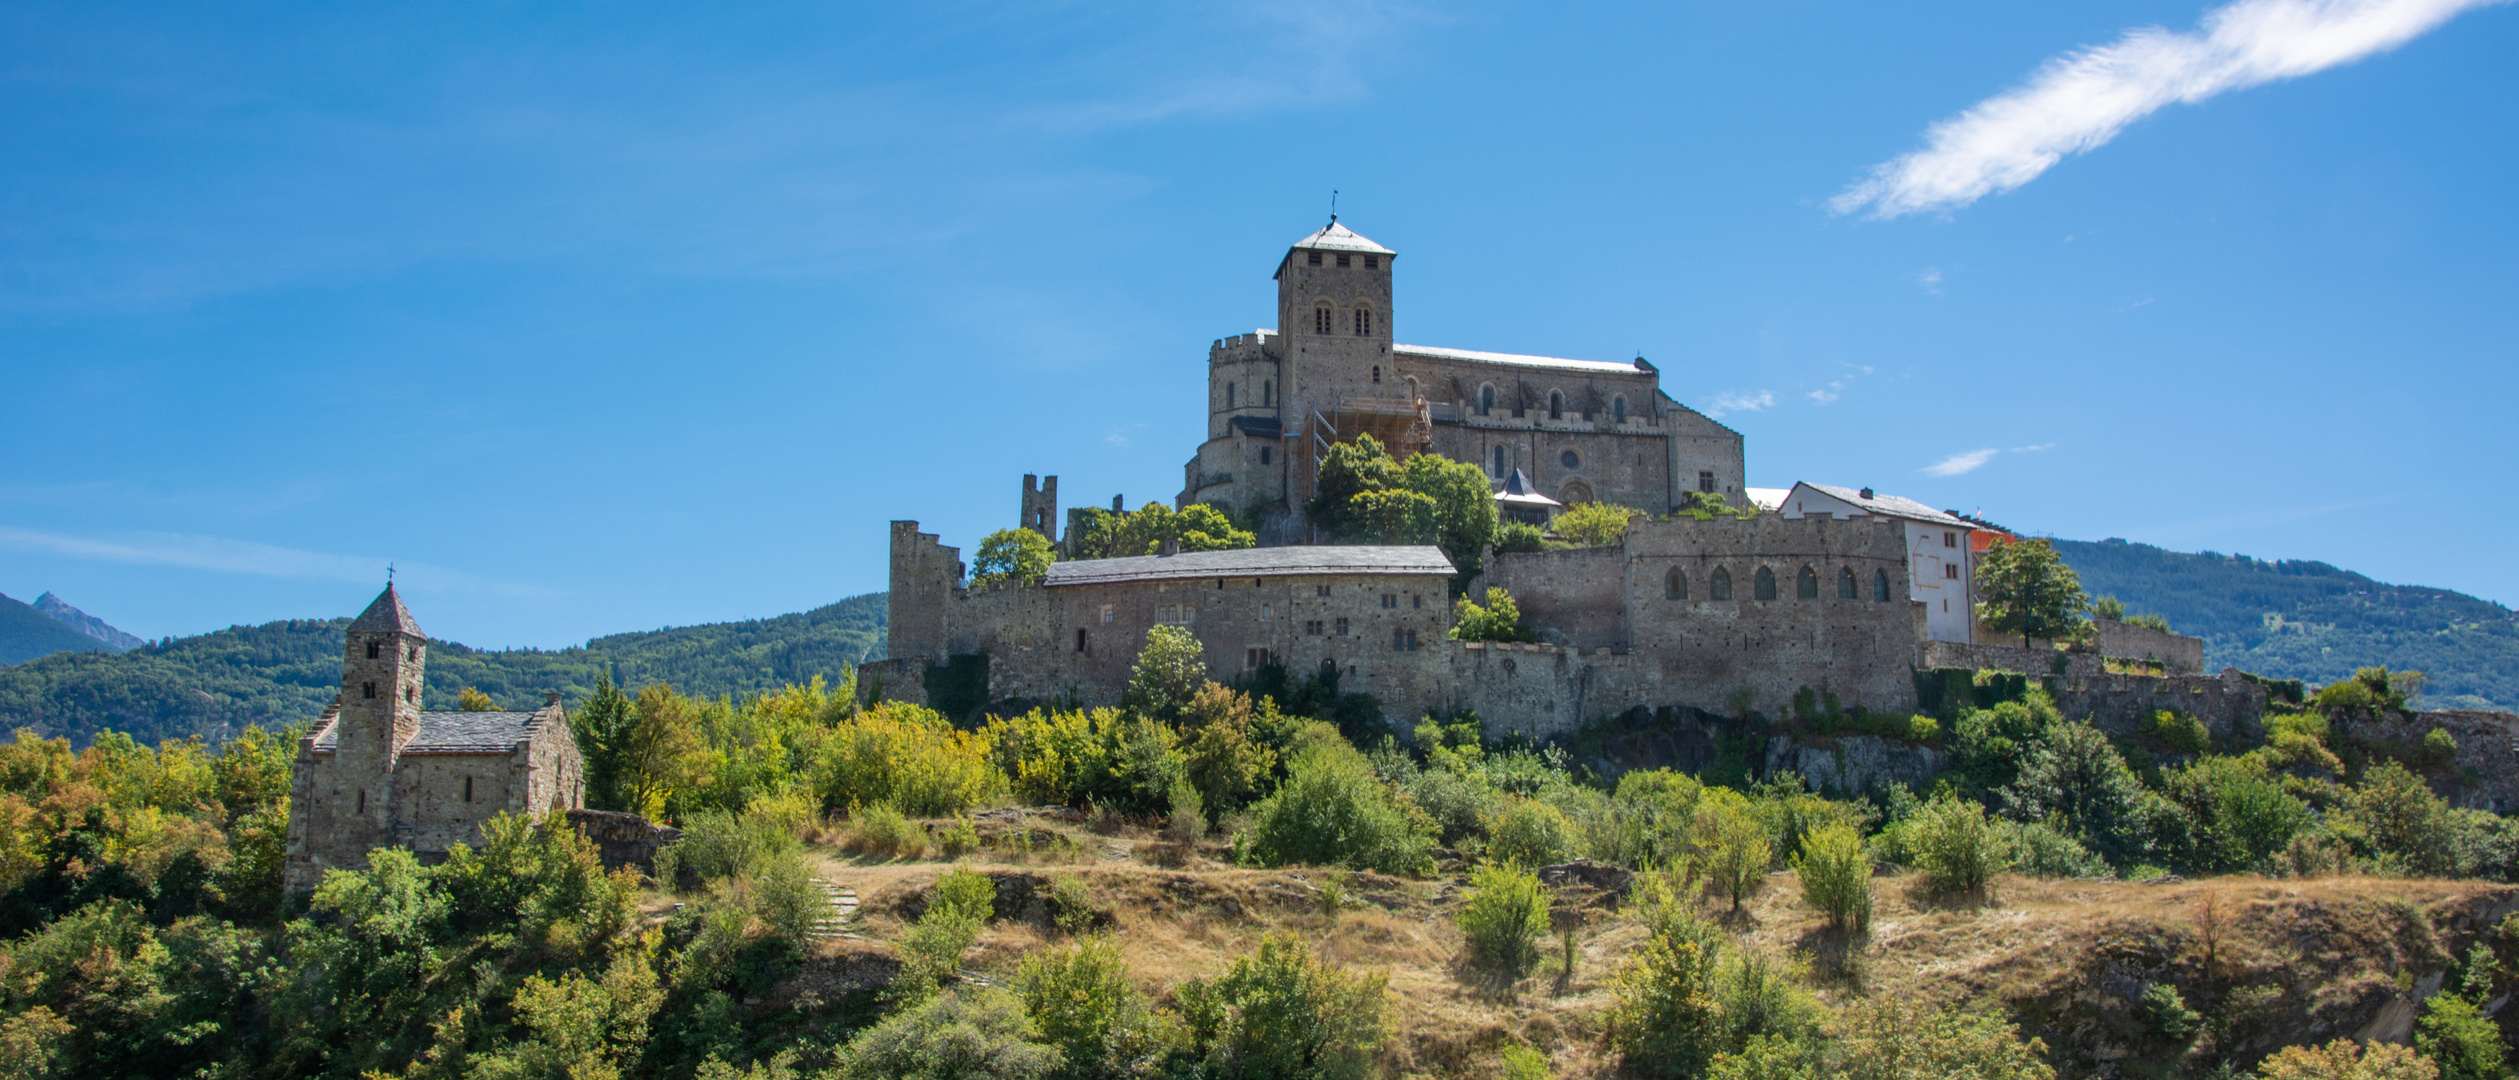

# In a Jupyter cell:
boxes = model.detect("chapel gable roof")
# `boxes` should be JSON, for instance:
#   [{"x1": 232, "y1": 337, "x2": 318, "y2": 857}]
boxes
[
  {"x1": 349, "y1": 583, "x2": 425, "y2": 637},
  {"x1": 312, "y1": 708, "x2": 556, "y2": 755}
]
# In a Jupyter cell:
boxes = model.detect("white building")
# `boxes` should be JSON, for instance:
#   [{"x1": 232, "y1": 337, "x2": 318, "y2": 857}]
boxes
[{"x1": 1775, "y1": 482, "x2": 1976, "y2": 643}]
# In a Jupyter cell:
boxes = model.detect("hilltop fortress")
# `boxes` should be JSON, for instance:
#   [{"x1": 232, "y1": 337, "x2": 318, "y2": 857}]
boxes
[{"x1": 871, "y1": 221, "x2": 2218, "y2": 741}]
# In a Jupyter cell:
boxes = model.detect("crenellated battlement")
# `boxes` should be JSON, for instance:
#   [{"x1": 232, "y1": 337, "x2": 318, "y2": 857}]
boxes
[{"x1": 1209, "y1": 330, "x2": 1277, "y2": 365}]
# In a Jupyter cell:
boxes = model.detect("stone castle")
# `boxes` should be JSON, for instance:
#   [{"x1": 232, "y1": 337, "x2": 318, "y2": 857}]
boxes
[
  {"x1": 870, "y1": 221, "x2": 2210, "y2": 739},
  {"x1": 283, "y1": 584, "x2": 585, "y2": 895}
]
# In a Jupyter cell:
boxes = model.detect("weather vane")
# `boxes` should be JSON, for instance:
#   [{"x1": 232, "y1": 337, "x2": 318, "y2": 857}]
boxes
[
  {"x1": 1330, "y1": 190, "x2": 1338, "y2": 223},
  {"x1": 388, "y1": 562, "x2": 395, "y2": 583}
]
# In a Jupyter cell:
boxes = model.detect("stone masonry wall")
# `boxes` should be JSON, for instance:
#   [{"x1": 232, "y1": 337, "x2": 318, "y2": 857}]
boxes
[
  {"x1": 1483, "y1": 546, "x2": 1628, "y2": 647},
  {"x1": 2096, "y1": 619, "x2": 2207, "y2": 673}
]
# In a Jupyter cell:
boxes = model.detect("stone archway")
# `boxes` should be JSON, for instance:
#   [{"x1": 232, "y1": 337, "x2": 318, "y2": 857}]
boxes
[{"x1": 1557, "y1": 480, "x2": 1594, "y2": 504}]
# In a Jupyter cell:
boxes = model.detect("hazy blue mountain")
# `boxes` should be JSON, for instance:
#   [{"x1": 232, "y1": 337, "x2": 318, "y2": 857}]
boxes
[
  {"x1": 2055, "y1": 538, "x2": 2518, "y2": 711},
  {"x1": 33, "y1": 592, "x2": 145, "y2": 652},
  {"x1": 0, "y1": 593, "x2": 887, "y2": 746},
  {"x1": 0, "y1": 592, "x2": 117, "y2": 666}
]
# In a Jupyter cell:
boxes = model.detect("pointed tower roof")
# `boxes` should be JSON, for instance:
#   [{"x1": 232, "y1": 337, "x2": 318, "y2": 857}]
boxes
[
  {"x1": 1288, "y1": 220, "x2": 1395, "y2": 255},
  {"x1": 349, "y1": 583, "x2": 425, "y2": 637}
]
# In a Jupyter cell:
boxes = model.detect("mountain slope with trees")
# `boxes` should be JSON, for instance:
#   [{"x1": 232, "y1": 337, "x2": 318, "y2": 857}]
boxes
[
  {"x1": 2056, "y1": 538, "x2": 2519, "y2": 710},
  {"x1": 0, "y1": 593, "x2": 886, "y2": 746},
  {"x1": 0, "y1": 592, "x2": 117, "y2": 666}
]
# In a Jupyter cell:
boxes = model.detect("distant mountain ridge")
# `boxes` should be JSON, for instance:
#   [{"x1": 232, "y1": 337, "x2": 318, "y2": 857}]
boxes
[
  {"x1": 32, "y1": 592, "x2": 144, "y2": 652},
  {"x1": 0, "y1": 593, "x2": 886, "y2": 747},
  {"x1": 0, "y1": 593, "x2": 117, "y2": 666},
  {"x1": 2054, "y1": 538, "x2": 2519, "y2": 711}
]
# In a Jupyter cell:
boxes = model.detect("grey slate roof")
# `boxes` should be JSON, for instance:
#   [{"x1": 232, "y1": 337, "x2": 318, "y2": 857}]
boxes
[
  {"x1": 1395, "y1": 344, "x2": 1645, "y2": 376},
  {"x1": 1798, "y1": 483, "x2": 1970, "y2": 528},
  {"x1": 349, "y1": 584, "x2": 425, "y2": 637},
  {"x1": 1043, "y1": 545, "x2": 1454, "y2": 587},
  {"x1": 313, "y1": 710, "x2": 543, "y2": 754},
  {"x1": 1287, "y1": 221, "x2": 1395, "y2": 255}
]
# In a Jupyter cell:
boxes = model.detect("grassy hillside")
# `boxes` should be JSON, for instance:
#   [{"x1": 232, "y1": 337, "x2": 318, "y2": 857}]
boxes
[
  {"x1": 2056, "y1": 538, "x2": 2519, "y2": 711},
  {"x1": 0, "y1": 592, "x2": 117, "y2": 666},
  {"x1": 0, "y1": 592, "x2": 886, "y2": 746}
]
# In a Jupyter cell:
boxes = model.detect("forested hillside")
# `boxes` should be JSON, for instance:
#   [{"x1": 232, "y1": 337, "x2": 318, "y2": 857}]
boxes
[
  {"x1": 2057, "y1": 538, "x2": 2519, "y2": 711},
  {"x1": 0, "y1": 593, "x2": 887, "y2": 746}
]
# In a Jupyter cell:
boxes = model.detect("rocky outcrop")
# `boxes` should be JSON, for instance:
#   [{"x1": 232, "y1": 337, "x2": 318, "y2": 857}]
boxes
[
  {"x1": 567, "y1": 809, "x2": 682, "y2": 873},
  {"x1": 1763, "y1": 734, "x2": 1946, "y2": 795}
]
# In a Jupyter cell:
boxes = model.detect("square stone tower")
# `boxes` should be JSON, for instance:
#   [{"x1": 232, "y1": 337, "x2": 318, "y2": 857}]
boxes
[
  {"x1": 1021, "y1": 474, "x2": 1058, "y2": 540},
  {"x1": 1275, "y1": 219, "x2": 1397, "y2": 420},
  {"x1": 336, "y1": 583, "x2": 425, "y2": 850}
]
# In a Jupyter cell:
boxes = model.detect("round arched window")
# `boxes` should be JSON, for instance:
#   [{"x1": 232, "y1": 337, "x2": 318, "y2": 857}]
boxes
[{"x1": 1560, "y1": 449, "x2": 1580, "y2": 469}]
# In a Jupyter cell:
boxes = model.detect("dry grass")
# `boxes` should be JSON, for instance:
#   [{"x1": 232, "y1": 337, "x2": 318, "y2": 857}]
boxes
[{"x1": 777, "y1": 812, "x2": 2519, "y2": 1079}]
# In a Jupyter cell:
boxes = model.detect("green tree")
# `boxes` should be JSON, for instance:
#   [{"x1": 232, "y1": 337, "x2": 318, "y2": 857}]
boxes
[
  {"x1": 1448, "y1": 587, "x2": 1536, "y2": 643},
  {"x1": 971, "y1": 529, "x2": 1058, "y2": 587},
  {"x1": 1307, "y1": 435, "x2": 1406, "y2": 540},
  {"x1": 1177, "y1": 933, "x2": 1392, "y2": 1080},
  {"x1": 1974, "y1": 536, "x2": 2091, "y2": 647},
  {"x1": 1306, "y1": 435, "x2": 1499, "y2": 574},
  {"x1": 1065, "y1": 503, "x2": 1254, "y2": 560},
  {"x1": 622, "y1": 684, "x2": 708, "y2": 821},
  {"x1": 1793, "y1": 822, "x2": 1873, "y2": 933},
  {"x1": 1605, "y1": 930, "x2": 1724, "y2": 1079},
  {"x1": 571, "y1": 675, "x2": 637, "y2": 812},
  {"x1": 1399, "y1": 450, "x2": 1499, "y2": 574},
  {"x1": 1456, "y1": 863, "x2": 1551, "y2": 984},
  {"x1": 2346, "y1": 760, "x2": 2457, "y2": 875},
  {"x1": 837, "y1": 989, "x2": 1061, "y2": 1080},
  {"x1": 1238, "y1": 742, "x2": 1434, "y2": 874},
  {"x1": 2000, "y1": 721, "x2": 2152, "y2": 863},
  {"x1": 456, "y1": 686, "x2": 496, "y2": 711},
  {"x1": 1015, "y1": 936, "x2": 1178, "y2": 1080},
  {"x1": 1121, "y1": 626, "x2": 1207, "y2": 726},
  {"x1": 1552, "y1": 501, "x2": 1641, "y2": 547},
  {"x1": 1909, "y1": 789, "x2": 2007, "y2": 896}
]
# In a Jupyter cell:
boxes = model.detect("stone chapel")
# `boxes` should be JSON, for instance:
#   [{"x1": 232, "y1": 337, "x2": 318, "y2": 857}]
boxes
[{"x1": 282, "y1": 584, "x2": 585, "y2": 895}]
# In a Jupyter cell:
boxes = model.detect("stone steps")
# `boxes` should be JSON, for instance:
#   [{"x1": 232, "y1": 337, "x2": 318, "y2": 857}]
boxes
[{"x1": 808, "y1": 878, "x2": 860, "y2": 941}]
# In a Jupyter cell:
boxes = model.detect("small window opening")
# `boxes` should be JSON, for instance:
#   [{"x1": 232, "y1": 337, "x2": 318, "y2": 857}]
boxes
[
  {"x1": 1315, "y1": 304, "x2": 1332, "y2": 334},
  {"x1": 362, "y1": 681, "x2": 377, "y2": 699},
  {"x1": 1335, "y1": 617, "x2": 1349, "y2": 636},
  {"x1": 1561, "y1": 449, "x2": 1580, "y2": 470},
  {"x1": 408, "y1": 645, "x2": 417, "y2": 660},
  {"x1": 1307, "y1": 251, "x2": 1322, "y2": 266},
  {"x1": 1944, "y1": 531, "x2": 1957, "y2": 548},
  {"x1": 365, "y1": 641, "x2": 380, "y2": 659},
  {"x1": 1076, "y1": 628, "x2": 1089, "y2": 653},
  {"x1": 357, "y1": 789, "x2": 366, "y2": 814},
  {"x1": 1754, "y1": 566, "x2": 1778, "y2": 600},
  {"x1": 1228, "y1": 383, "x2": 1236, "y2": 408},
  {"x1": 1699, "y1": 470, "x2": 1716, "y2": 493},
  {"x1": 1548, "y1": 391, "x2": 1564, "y2": 420},
  {"x1": 1371, "y1": 366, "x2": 1380, "y2": 384},
  {"x1": 463, "y1": 776, "x2": 474, "y2": 803},
  {"x1": 1874, "y1": 570, "x2": 1892, "y2": 602},
  {"x1": 1336, "y1": 253, "x2": 1350, "y2": 268},
  {"x1": 405, "y1": 686, "x2": 415, "y2": 703},
  {"x1": 1838, "y1": 568, "x2": 1859, "y2": 599},
  {"x1": 1479, "y1": 385, "x2": 1494, "y2": 415},
  {"x1": 1797, "y1": 566, "x2": 1819, "y2": 599},
  {"x1": 1945, "y1": 563, "x2": 1961, "y2": 580},
  {"x1": 1492, "y1": 446, "x2": 1506, "y2": 476},
  {"x1": 1665, "y1": 567, "x2": 1688, "y2": 600},
  {"x1": 1353, "y1": 308, "x2": 1371, "y2": 335},
  {"x1": 1711, "y1": 567, "x2": 1733, "y2": 600},
  {"x1": 1260, "y1": 446, "x2": 1272, "y2": 465},
  {"x1": 1613, "y1": 396, "x2": 1627, "y2": 422},
  {"x1": 1364, "y1": 255, "x2": 1379, "y2": 269}
]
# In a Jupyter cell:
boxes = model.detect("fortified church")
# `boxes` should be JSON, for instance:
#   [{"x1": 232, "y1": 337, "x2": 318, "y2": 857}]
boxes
[{"x1": 869, "y1": 220, "x2": 2122, "y2": 736}]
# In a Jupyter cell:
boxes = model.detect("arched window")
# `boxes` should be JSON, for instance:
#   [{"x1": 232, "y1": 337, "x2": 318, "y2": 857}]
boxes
[
  {"x1": 1405, "y1": 376, "x2": 1419, "y2": 400},
  {"x1": 1315, "y1": 303, "x2": 1332, "y2": 334},
  {"x1": 1666, "y1": 567, "x2": 1688, "y2": 600},
  {"x1": 1353, "y1": 307, "x2": 1373, "y2": 336},
  {"x1": 1754, "y1": 566, "x2": 1778, "y2": 600},
  {"x1": 1264, "y1": 380, "x2": 1273, "y2": 406},
  {"x1": 1548, "y1": 391, "x2": 1564, "y2": 420},
  {"x1": 1492, "y1": 445, "x2": 1506, "y2": 476},
  {"x1": 1479, "y1": 385, "x2": 1494, "y2": 415},
  {"x1": 1371, "y1": 366, "x2": 1381, "y2": 384},
  {"x1": 1710, "y1": 567, "x2": 1733, "y2": 600},
  {"x1": 1227, "y1": 383, "x2": 1236, "y2": 408},
  {"x1": 1797, "y1": 566, "x2": 1819, "y2": 599},
  {"x1": 1838, "y1": 568, "x2": 1859, "y2": 599},
  {"x1": 1613, "y1": 395, "x2": 1627, "y2": 422},
  {"x1": 1874, "y1": 570, "x2": 1892, "y2": 602}
]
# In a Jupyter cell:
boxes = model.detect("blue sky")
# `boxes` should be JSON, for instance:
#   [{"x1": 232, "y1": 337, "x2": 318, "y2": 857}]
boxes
[{"x1": 3, "y1": 0, "x2": 2514, "y2": 649}]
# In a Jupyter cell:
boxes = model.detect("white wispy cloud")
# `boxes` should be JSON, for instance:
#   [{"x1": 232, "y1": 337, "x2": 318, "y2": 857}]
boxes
[
  {"x1": 1808, "y1": 365, "x2": 1876, "y2": 406},
  {"x1": 1831, "y1": 0, "x2": 2508, "y2": 218},
  {"x1": 1703, "y1": 390, "x2": 1776, "y2": 418},
  {"x1": 1923, "y1": 449, "x2": 2001, "y2": 476},
  {"x1": 1918, "y1": 267, "x2": 1945, "y2": 295},
  {"x1": 0, "y1": 525, "x2": 548, "y2": 596}
]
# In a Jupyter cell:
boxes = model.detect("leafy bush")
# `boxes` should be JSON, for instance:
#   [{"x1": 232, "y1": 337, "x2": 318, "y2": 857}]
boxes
[
  {"x1": 1604, "y1": 930, "x2": 1724, "y2": 1078},
  {"x1": 2254, "y1": 1039, "x2": 2439, "y2": 1080},
  {"x1": 1048, "y1": 873, "x2": 1097, "y2": 935},
  {"x1": 837, "y1": 988, "x2": 1061, "y2": 1080},
  {"x1": 1792, "y1": 822, "x2": 1872, "y2": 932},
  {"x1": 660, "y1": 806, "x2": 803, "y2": 891},
  {"x1": 1499, "y1": 1043, "x2": 1552, "y2": 1080},
  {"x1": 814, "y1": 703, "x2": 1002, "y2": 817},
  {"x1": 2416, "y1": 992, "x2": 2502, "y2": 1080},
  {"x1": 1827, "y1": 997, "x2": 2056, "y2": 1080},
  {"x1": 1014, "y1": 936, "x2": 1179, "y2": 1080},
  {"x1": 1493, "y1": 521, "x2": 1546, "y2": 554},
  {"x1": 1707, "y1": 1034, "x2": 1822, "y2": 1080},
  {"x1": 2264, "y1": 711, "x2": 2345, "y2": 777},
  {"x1": 1909, "y1": 790, "x2": 2007, "y2": 896},
  {"x1": 2159, "y1": 754, "x2": 2311, "y2": 873},
  {"x1": 1121, "y1": 625, "x2": 1207, "y2": 725},
  {"x1": 2313, "y1": 666, "x2": 2422, "y2": 713},
  {"x1": 894, "y1": 868, "x2": 998, "y2": 1001},
  {"x1": 1458, "y1": 863, "x2": 1551, "y2": 983},
  {"x1": 1714, "y1": 950, "x2": 1822, "y2": 1057},
  {"x1": 1449, "y1": 587, "x2": 1538, "y2": 643},
  {"x1": 1999, "y1": 720, "x2": 2150, "y2": 862},
  {"x1": 1176, "y1": 932, "x2": 1393, "y2": 1080},
  {"x1": 1487, "y1": 798, "x2": 1575, "y2": 867},
  {"x1": 1397, "y1": 764, "x2": 1501, "y2": 849},
  {"x1": 2139, "y1": 982, "x2": 2200, "y2": 1040},
  {"x1": 985, "y1": 707, "x2": 1187, "y2": 818},
  {"x1": 2001, "y1": 820, "x2": 2110, "y2": 879},
  {"x1": 845, "y1": 802, "x2": 930, "y2": 859},
  {"x1": 1237, "y1": 743, "x2": 1434, "y2": 874},
  {"x1": 970, "y1": 528, "x2": 1058, "y2": 588},
  {"x1": 1179, "y1": 682, "x2": 1278, "y2": 813},
  {"x1": 2141, "y1": 709, "x2": 2212, "y2": 756},
  {"x1": 1698, "y1": 795, "x2": 1771, "y2": 912},
  {"x1": 2346, "y1": 760, "x2": 2458, "y2": 876},
  {"x1": 2419, "y1": 727, "x2": 2461, "y2": 768}
]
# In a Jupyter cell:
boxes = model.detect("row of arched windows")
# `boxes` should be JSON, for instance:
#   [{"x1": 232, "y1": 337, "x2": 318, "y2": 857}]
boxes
[
  {"x1": 1664, "y1": 565, "x2": 1893, "y2": 603},
  {"x1": 1474, "y1": 384, "x2": 1627, "y2": 422}
]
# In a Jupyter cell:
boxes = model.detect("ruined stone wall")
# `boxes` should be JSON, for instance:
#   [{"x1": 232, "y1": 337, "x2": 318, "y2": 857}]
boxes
[
  {"x1": 2044, "y1": 668, "x2": 2272, "y2": 743},
  {"x1": 1920, "y1": 640, "x2": 2097, "y2": 677},
  {"x1": 888, "y1": 521, "x2": 962, "y2": 665},
  {"x1": 2338, "y1": 709, "x2": 2519, "y2": 813},
  {"x1": 1483, "y1": 546, "x2": 1628, "y2": 647},
  {"x1": 2096, "y1": 619, "x2": 2207, "y2": 673}
]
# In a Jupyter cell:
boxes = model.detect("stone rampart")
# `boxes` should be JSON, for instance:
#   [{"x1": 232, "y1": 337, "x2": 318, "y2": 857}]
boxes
[
  {"x1": 2043, "y1": 668, "x2": 2272, "y2": 743},
  {"x1": 1920, "y1": 640, "x2": 2098, "y2": 677},
  {"x1": 2096, "y1": 619, "x2": 2207, "y2": 673},
  {"x1": 2340, "y1": 709, "x2": 2519, "y2": 812},
  {"x1": 1484, "y1": 546, "x2": 1627, "y2": 647}
]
